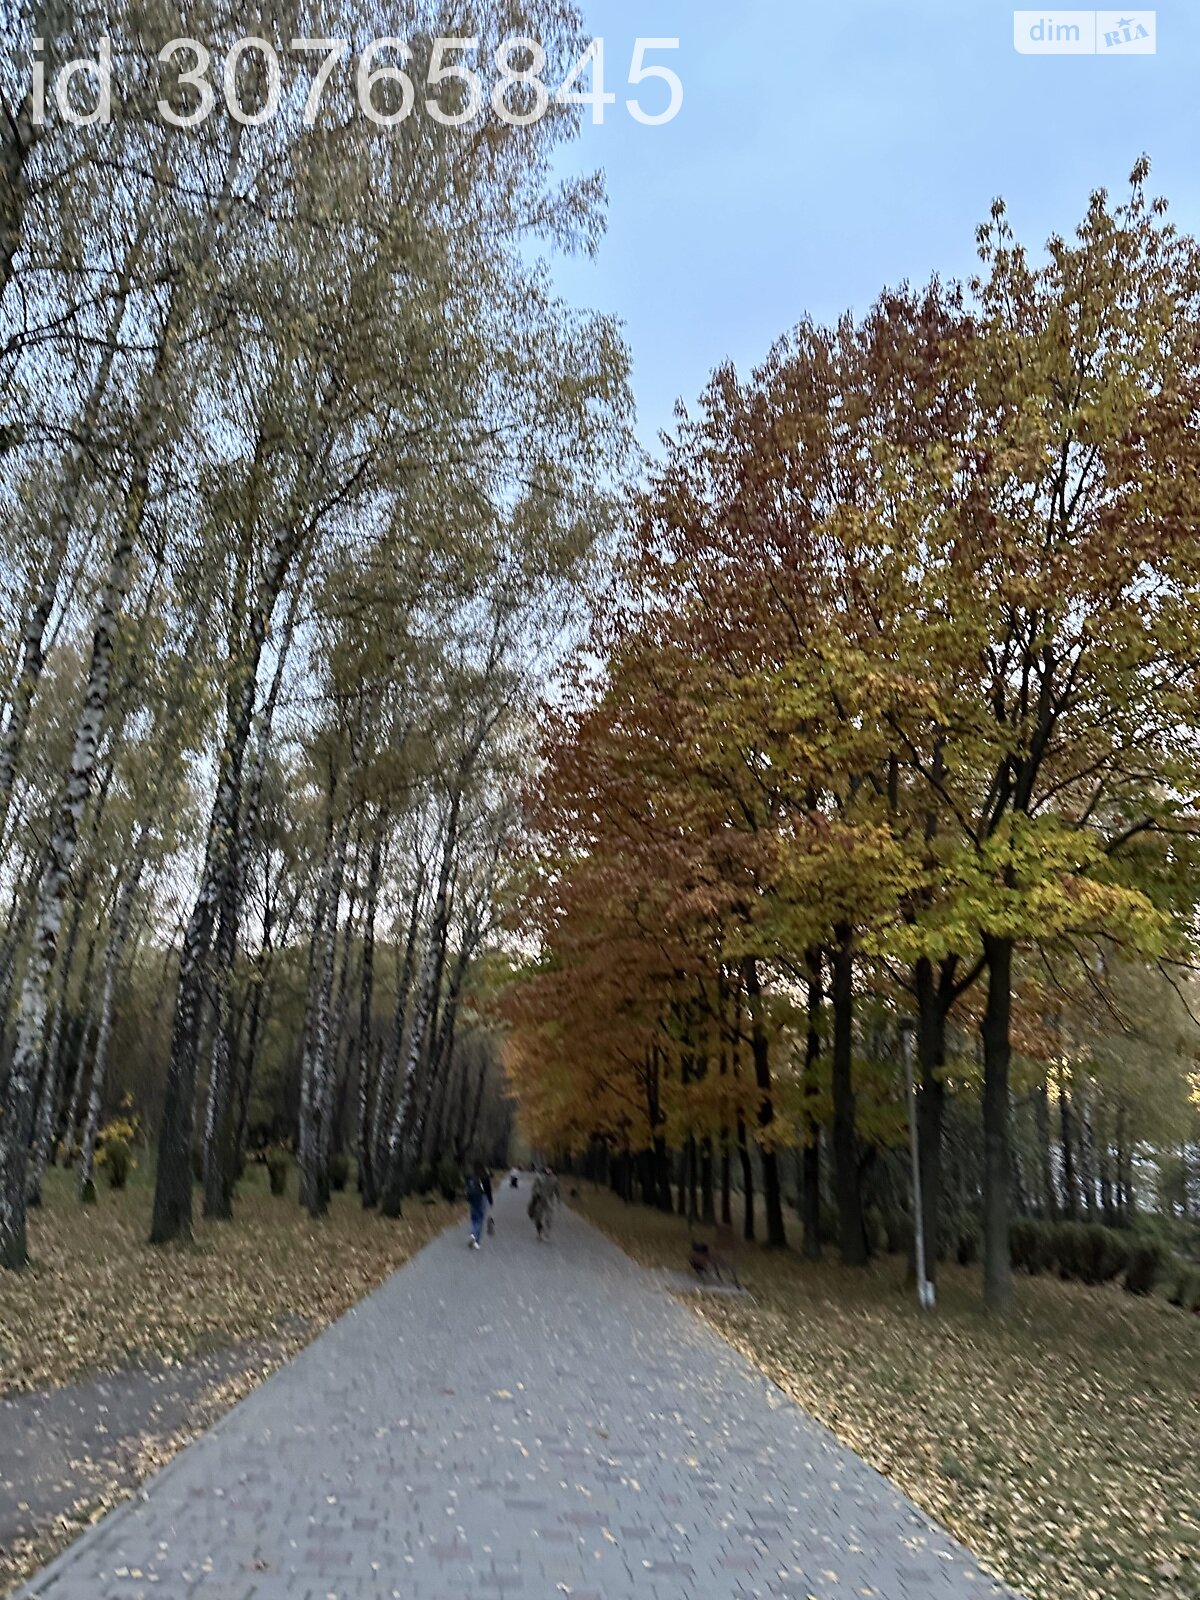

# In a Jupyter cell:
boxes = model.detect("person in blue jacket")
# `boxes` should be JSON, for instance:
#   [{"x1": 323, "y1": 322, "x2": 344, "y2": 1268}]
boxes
[{"x1": 466, "y1": 1161, "x2": 490, "y2": 1249}]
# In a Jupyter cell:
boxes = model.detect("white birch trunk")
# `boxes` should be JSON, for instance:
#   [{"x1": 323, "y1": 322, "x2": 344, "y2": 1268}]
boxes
[
  {"x1": 299, "y1": 808, "x2": 350, "y2": 1217},
  {"x1": 0, "y1": 498, "x2": 139, "y2": 1267},
  {"x1": 0, "y1": 219, "x2": 149, "y2": 848}
]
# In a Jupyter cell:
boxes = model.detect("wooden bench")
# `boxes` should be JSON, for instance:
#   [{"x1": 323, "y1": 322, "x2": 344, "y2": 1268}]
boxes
[{"x1": 689, "y1": 1225, "x2": 741, "y2": 1288}]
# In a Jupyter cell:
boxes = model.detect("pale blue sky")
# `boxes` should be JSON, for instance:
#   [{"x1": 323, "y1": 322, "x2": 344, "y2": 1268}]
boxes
[{"x1": 549, "y1": 0, "x2": 1200, "y2": 448}]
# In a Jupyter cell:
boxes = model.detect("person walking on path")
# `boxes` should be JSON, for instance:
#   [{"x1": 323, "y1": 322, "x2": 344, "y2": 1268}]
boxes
[
  {"x1": 466, "y1": 1162, "x2": 489, "y2": 1249},
  {"x1": 529, "y1": 1165, "x2": 560, "y2": 1241}
]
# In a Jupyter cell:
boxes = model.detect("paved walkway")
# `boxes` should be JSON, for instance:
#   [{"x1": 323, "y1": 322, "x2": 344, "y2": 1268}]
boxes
[
  {"x1": 2, "y1": 1323, "x2": 309, "y2": 1552},
  {"x1": 17, "y1": 1188, "x2": 1020, "y2": 1600}
]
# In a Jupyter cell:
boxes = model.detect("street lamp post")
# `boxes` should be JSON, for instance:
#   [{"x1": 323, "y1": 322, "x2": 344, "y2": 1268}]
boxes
[{"x1": 900, "y1": 1018, "x2": 936, "y2": 1310}]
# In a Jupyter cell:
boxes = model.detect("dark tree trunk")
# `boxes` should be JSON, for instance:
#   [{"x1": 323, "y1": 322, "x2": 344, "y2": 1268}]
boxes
[
  {"x1": 802, "y1": 948, "x2": 823, "y2": 1261},
  {"x1": 202, "y1": 864, "x2": 242, "y2": 1222},
  {"x1": 151, "y1": 685, "x2": 253, "y2": 1245},
  {"x1": 1078, "y1": 1088, "x2": 1097, "y2": 1220},
  {"x1": 737, "y1": 1114, "x2": 754, "y2": 1242},
  {"x1": 637, "y1": 1148, "x2": 653, "y2": 1206},
  {"x1": 1, "y1": 485, "x2": 140, "y2": 1268},
  {"x1": 370, "y1": 868, "x2": 423, "y2": 1186},
  {"x1": 700, "y1": 1136, "x2": 715, "y2": 1225},
  {"x1": 380, "y1": 790, "x2": 459, "y2": 1214},
  {"x1": 356, "y1": 813, "x2": 384, "y2": 1206},
  {"x1": 830, "y1": 927, "x2": 867, "y2": 1267},
  {"x1": 980, "y1": 934, "x2": 1015, "y2": 1314},
  {"x1": 912, "y1": 957, "x2": 949, "y2": 1281},
  {"x1": 653, "y1": 1135, "x2": 672, "y2": 1211},
  {"x1": 741, "y1": 957, "x2": 786, "y2": 1247},
  {"x1": 1059, "y1": 1083, "x2": 1078, "y2": 1221},
  {"x1": 27, "y1": 881, "x2": 89, "y2": 1207}
]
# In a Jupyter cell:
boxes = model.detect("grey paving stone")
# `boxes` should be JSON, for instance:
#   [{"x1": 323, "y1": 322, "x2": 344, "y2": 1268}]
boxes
[{"x1": 14, "y1": 1188, "x2": 1022, "y2": 1600}]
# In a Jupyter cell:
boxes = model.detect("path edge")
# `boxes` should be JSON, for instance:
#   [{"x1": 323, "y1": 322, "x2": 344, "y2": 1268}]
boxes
[{"x1": 10, "y1": 1207, "x2": 457, "y2": 1600}]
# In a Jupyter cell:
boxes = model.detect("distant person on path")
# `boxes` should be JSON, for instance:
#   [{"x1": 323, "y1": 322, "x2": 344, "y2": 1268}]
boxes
[
  {"x1": 529, "y1": 1165, "x2": 560, "y2": 1241},
  {"x1": 466, "y1": 1162, "x2": 489, "y2": 1249},
  {"x1": 509, "y1": 1166, "x2": 520, "y2": 1189}
]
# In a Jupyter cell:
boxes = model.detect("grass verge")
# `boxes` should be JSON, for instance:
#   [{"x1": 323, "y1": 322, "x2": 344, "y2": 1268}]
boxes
[
  {"x1": 1, "y1": 1163, "x2": 454, "y2": 1395},
  {"x1": 574, "y1": 1187, "x2": 1199, "y2": 1600}
]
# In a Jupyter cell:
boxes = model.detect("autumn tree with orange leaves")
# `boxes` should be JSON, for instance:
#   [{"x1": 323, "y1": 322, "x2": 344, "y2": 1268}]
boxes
[{"x1": 505, "y1": 163, "x2": 1200, "y2": 1311}]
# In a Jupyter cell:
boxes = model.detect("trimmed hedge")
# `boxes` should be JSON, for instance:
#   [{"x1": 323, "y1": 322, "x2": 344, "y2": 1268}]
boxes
[
  {"x1": 1123, "y1": 1242, "x2": 1163, "y2": 1296},
  {"x1": 1010, "y1": 1218, "x2": 1165, "y2": 1295},
  {"x1": 1166, "y1": 1263, "x2": 1200, "y2": 1313}
]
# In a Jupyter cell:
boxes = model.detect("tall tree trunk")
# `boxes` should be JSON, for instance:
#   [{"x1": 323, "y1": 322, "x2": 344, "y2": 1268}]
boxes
[
  {"x1": 27, "y1": 752, "x2": 117, "y2": 1197},
  {"x1": 914, "y1": 956, "x2": 947, "y2": 1282},
  {"x1": 422, "y1": 1034, "x2": 456, "y2": 1175},
  {"x1": 416, "y1": 925, "x2": 475, "y2": 1170},
  {"x1": 325, "y1": 823, "x2": 365, "y2": 1165},
  {"x1": 1035, "y1": 1079, "x2": 1057, "y2": 1220},
  {"x1": 653, "y1": 1133, "x2": 672, "y2": 1212},
  {"x1": 151, "y1": 729, "x2": 242, "y2": 1245},
  {"x1": 63, "y1": 1024, "x2": 92, "y2": 1165},
  {"x1": 150, "y1": 374, "x2": 335, "y2": 1246},
  {"x1": 980, "y1": 933, "x2": 1015, "y2": 1314},
  {"x1": 234, "y1": 964, "x2": 269, "y2": 1166},
  {"x1": 737, "y1": 1115, "x2": 755, "y2": 1242},
  {"x1": 1059, "y1": 1081, "x2": 1078, "y2": 1221},
  {"x1": 0, "y1": 852, "x2": 42, "y2": 1046},
  {"x1": 741, "y1": 957, "x2": 786, "y2": 1247},
  {"x1": 0, "y1": 483, "x2": 140, "y2": 1269},
  {"x1": 463, "y1": 1045, "x2": 489, "y2": 1158},
  {"x1": 1098, "y1": 1120, "x2": 1114, "y2": 1227},
  {"x1": 26, "y1": 879, "x2": 89, "y2": 1205},
  {"x1": 356, "y1": 812, "x2": 385, "y2": 1206},
  {"x1": 1115, "y1": 1103, "x2": 1132, "y2": 1221},
  {"x1": 232, "y1": 878, "x2": 303, "y2": 1168},
  {"x1": 370, "y1": 865, "x2": 424, "y2": 1187},
  {"x1": 299, "y1": 805, "x2": 351, "y2": 1217},
  {"x1": 700, "y1": 1136, "x2": 715, "y2": 1225},
  {"x1": 201, "y1": 865, "x2": 242, "y2": 1221},
  {"x1": 1078, "y1": 1084, "x2": 1098, "y2": 1220},
  {"x1": 802, "y1": 948, "x2": 823, "y2": 1261},
  {"x1": 51, "y1": 918, "x2": 102, "y2": 1167},
  {"x1": 0, "y1": 220, "x2": 149, "y2": 844},
  {"x1": 449, "y1": 1044, "x2": 473, "y2": 1164},
  {"x1": 78, "y1": 873, "x2": 139, "y2": 1201},
  {"x1": 830, "y1": 926, "x2": 867, "y2": 1267},
  {"x1": 379, "y1": 794, "x2": 459, "y2": 1216}
]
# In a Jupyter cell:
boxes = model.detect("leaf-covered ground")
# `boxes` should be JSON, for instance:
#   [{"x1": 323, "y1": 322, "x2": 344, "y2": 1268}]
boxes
[
  {"x1": 575, "y1": 1188, "x2": 1199, "y2": 1600},
  {"x1": 0, "y1": 1163, "x2": 454, "y2": 1595}
]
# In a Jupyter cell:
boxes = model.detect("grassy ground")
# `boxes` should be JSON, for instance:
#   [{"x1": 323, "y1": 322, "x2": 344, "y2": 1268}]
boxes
[
  {"x1": 574, "y1": 1186, "x2": 1199, "y2": 1600},
  {"x1": 1, "y1": 1161, "x2": 455, "y2": 1395},
  {"x1": 0, "y1": 1160, "x2": 454, "y2": 1594}
]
